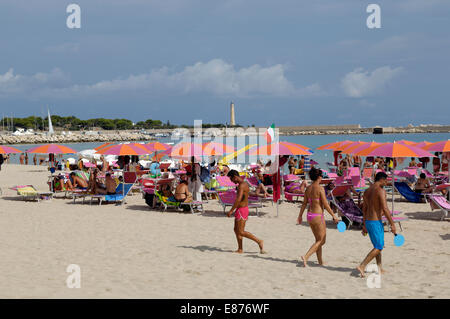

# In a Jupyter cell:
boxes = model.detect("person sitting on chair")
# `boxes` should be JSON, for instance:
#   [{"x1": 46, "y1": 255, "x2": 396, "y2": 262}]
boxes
[{"x1": 414, "y1": 173, "x2": 433, "y2": 194}]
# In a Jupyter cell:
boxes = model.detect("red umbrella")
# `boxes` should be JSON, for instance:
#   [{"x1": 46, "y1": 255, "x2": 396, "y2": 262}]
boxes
[{"x1": 249, "y1": 141, "x2": 312, "y2": 156}]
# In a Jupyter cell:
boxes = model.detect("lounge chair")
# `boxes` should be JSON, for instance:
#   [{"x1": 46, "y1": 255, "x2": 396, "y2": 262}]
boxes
[
  {"x1": 89, "y1": 183, "x2": 133, "y2": 205},
  {"x1": 426, "y1": 194, "x2": 450, "y2": 220},
  {"x1": 217, "y1": 190, "x2": 262, "y2": 217},
  {"x1": 394, "y1": 181, "x2": 424, "y2": 203},
  {"x1": 331, "y1": 190, "x2": 407, "y2": 231},
  {"x1": 10, "y1": 185, "x2": 53, "y2": 202},
  {"x1": 152, "y1": 190, "x2": 204, "y2": 214}
]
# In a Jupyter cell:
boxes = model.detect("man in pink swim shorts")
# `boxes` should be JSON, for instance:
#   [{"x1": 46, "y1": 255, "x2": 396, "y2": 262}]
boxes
[{"x1": 227, "y1": 170, "x2": 266, "y2": 254}]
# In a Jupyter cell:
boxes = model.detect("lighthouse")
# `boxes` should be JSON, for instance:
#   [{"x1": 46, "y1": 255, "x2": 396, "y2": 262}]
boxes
[{"x1": 230, "y1": 101, "x2": 236, "y2": 126}]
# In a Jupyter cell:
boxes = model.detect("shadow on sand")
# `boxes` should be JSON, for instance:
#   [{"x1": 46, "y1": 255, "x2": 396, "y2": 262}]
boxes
[
  {"x1": 177, "y1": 245, "x2": 234, "y2": 253},
  {"x1": 405, "y1": 211, "x2": 448, "y2": 222}
]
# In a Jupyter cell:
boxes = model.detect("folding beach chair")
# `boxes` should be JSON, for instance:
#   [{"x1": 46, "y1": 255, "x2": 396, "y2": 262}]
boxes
[
  {"x1": 426, "y1": 194, "x2": 450, "y2": 221},
  {"x1": 331, "y1": 189, "x2": 407, "y2": 231},
  {"x1": 394, "y1": 181, "x2": 424, "y2": 203},
  {"x1": 217, "y1": 190, "x2": 262, "y2": 217},
  {"x1": 89, "y1": 183, "x2": 133, "y2": 205},
  {"x1": 153, "y1": 190, "x2": 203, "y2": 214},
  {"x1": 10, "y1": 185, "x2": 53, "y2": 202}
]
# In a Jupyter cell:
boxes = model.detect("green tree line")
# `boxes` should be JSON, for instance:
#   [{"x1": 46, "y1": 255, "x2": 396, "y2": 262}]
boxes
[{"x1": 2, "y1": 115, "x2": 238, "y2": 131}]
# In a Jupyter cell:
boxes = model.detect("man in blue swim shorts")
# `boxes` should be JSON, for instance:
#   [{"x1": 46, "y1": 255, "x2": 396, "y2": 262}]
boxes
[{"x1": 357, "y1": 172, "x2": 397, "y2": 278}]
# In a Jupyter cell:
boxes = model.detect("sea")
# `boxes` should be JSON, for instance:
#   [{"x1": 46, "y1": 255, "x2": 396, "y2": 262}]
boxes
[{"x1": 4, "y1": 132, "x2": 449, "y2": 172}]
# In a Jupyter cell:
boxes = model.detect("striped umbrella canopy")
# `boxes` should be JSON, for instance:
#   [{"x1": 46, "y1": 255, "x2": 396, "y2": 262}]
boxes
[
  {"x1": 94, "y1": 142, "x2": 114, "y2": 151},
  {"x1": 423, "y1": 140, "x2": 450, "y2": 153},
  {"x1": 170, "y1": 142, "x2": 204, "y2": 160},
  {"x1": 355, "y1": 142, "x2": 435, "y2": 158},
  {"x1": 202, "y1": 142, "x2": 235, "y2": 156},
  {"x1": 316, "y1": 140, "x2": 353, "y2": 150},
  {"x1": 413, "y1": 141, "x2": 433, "y2": 149},
  {"x1": 397, "y1": 140, "x2": 416, "y2": 146},
  {"x1": 0, "y1": 145, "x2": 22, "y2": 154},
  {"x1": 249, "y1": 141, "x2": 312, "y2": 156},
  {"x1": 340, "y1": 142, "x2": 381, "y2": 155},
  {"x1": 144, "y1": 142, "x2": 172, "y2": 152},
  {"x1": 26, "y1": 144, "x2": 77, "y2": 154},
  {"x1": 335, "y1": 141, "x2": 366, "y2": 152},
  {"x1": 96, "y1": 143, "x2": 149, "y2": 155}
]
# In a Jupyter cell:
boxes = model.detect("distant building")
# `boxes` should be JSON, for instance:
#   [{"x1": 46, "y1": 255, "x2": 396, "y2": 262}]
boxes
[{"x1": 230, "y1": 101, "x2": 236, "y2": 126}]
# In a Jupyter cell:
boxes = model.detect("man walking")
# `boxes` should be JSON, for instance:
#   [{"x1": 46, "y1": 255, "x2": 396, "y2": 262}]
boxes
[{"x1": 357, "y1": 172, "x2": 396, "y2": 277}]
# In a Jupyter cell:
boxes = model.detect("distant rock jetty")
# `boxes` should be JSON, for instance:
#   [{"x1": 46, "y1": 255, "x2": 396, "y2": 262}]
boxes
[{"x1": 1, "y1": 124, "x2": 448, "y2": 145}]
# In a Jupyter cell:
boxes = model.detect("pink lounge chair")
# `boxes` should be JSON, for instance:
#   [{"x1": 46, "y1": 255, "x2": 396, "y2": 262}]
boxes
[
  {"x1": 283, "y1": 174, "x2": 300, "y2": 182},
  {"x1": 348, "y1": 167, "x2": 360, "y2": 177},
  {"x1": 216, "y1": 175, "x2": 237, "y2": 188},
  {"x1": 427, "y1": 194, "x2": 450, "y2": 220},
  {"x1": 217, "y1": 190, "x2": 262, "y2": 216},
  {"x1": 327, "y1": 172, "x2": 338, "y2": 179}
]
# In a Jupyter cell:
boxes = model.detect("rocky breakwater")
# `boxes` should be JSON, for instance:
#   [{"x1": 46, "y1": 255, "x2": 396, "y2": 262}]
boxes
[{"x1": 0, "y1": 131, "x2": 155, "y2": 145}]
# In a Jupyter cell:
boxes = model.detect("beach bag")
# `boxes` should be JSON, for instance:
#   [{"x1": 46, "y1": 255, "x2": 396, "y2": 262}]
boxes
[{"x1": 200, "y1": 166, "x2": 211, "y2": 183}]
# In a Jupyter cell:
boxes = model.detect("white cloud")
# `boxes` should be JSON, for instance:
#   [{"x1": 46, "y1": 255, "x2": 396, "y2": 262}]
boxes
[
  {"x1": 0, "y1": 68, "x2": 69, "y2": 98},
  {"x1": 341, "y1": 66, "x2": 403, "y2": 98},
  {"x1": 0, "y1": 59, "x2": 323, "y2": 99}
]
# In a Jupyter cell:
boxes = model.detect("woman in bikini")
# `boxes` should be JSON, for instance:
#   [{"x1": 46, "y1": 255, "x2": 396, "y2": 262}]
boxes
[{"x1": 298, "y1": 167, "x2": 339, "y2": 267}]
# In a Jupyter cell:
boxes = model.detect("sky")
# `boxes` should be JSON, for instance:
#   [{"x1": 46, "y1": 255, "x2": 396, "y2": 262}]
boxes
[{"x1": 0, "y1": 0, "x2": 450, "y2": 127}]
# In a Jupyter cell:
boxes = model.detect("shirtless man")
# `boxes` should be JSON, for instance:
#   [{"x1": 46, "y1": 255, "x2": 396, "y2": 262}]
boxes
[
  {"x1": 357, "y1": 172, "x2": 396, "y2": 278},
  {"x1": 105, "y1": 173, "x2": 117, "y2": 195},
  {"x1": 227, "y1": 170, "x2": 266, "y2": 254},
  {"x1": 70, "y1": 172, "x2": 89, "y2": 189}
]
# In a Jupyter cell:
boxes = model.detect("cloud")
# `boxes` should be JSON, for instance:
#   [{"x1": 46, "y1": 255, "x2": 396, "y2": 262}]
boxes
[
  {"x1": 0, "y1": 68, "x2": 69, "y2": 98},
  {"x1": 341, "y1": 66, "x2": 403, "y2": 98},
  {"x1": 0, "y1": 59, "x2": 323, "y2": 99}
]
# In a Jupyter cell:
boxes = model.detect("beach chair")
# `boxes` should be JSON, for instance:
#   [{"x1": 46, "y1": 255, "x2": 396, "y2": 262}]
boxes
[
  {"x1": 426, "y1": 194, "x2": 450, "y2": 221},
  {"x1": 89, "y1": 183, "x2": 133, "y2": 205},
  {"x1": 10, "y1": 185, "x2": 53, "y2": 202},
  {"x1": 217, "y1": 190, "x2": 262, "y2": 217},
  {"x1": 394, "y1": 181, "x2": 424, "y2": 203},
  {"x1": 124, "y1": 171, "x2": 142, "y2": 194},
  {"x1": 153, "y1": 190, "x2": 204, "y2": 214},
  {"x1": 331, "y1": 189, "x2": 407, "y2": 231}
]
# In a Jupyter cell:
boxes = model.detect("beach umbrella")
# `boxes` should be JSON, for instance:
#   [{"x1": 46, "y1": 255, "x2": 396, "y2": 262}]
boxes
[
  {"x1": 423, "y1": 140, "x2": 450, "y2": 153},
  {"x1": 397, "y1": 140, "x2": 416, "y2": 146},
  {"x1": 359, "y1": 142, "x2": 435, "y2": 159},
  {"x1": 356, "y1": 142, "x2": 435, "y2": 214},
  {"x1": 26, "y1": 144, "x2": 77, "y2": 154},
  {"x1": 202, "y1": 142, "x2": 235, "y2": 156},
  {"x1": 249, "y1": 141, "x2": 312, "y2": 156},
  {"x1": 96, "y1": 143, "x2": 149, "y2": 155},
  {"x1": 340, "y1": 142, "x2": 381, "y2": 155},
  {"x1": 144, "y1": 142, "x2": 171, "y2": 152},
  {"x1": 316, "y1": 140, "x2": 353, "y2": 150},
  {"x1": 170, "y1": 142, "x2": 204, "y2": 160},
  {"x1": 334, "y1": 141, "x2": 363, "y2": 151},
  {"x1": 0, "y1": 145, "x2": 22, "y2": 154},
  {"x1": 94, "y1": 142, "x2": 114, "y2": 151},
  {"x1": 413, "y1": 141, "x2": 433, "y2": 149}
]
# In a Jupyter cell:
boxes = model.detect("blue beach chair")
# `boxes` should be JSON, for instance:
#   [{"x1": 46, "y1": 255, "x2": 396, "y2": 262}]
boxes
[
  {"x1": 89, "y1": 183, "x2": 133, "y2": 205},
  {"x1": 394, "y1": 181, "x2": 424, "y2": 203}
]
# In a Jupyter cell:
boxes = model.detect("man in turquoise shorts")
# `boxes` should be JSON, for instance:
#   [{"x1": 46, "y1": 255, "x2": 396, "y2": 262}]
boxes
[{"x1": 357, "y1": 172, "x2": 396, "y2": 278}]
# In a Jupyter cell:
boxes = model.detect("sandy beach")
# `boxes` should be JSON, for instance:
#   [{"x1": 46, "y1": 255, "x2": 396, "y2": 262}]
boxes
[{"x1": 0, "y1": 164, "x2": 449, "y2": 299}]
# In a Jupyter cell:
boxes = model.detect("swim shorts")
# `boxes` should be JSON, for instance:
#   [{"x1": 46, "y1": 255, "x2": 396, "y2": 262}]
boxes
[
  {"x1": 365, "y1": 220, "x2": 384, "y2": 250},
  {"x1": 235, "y1": 206, "x2": 249, "y2": 221}
]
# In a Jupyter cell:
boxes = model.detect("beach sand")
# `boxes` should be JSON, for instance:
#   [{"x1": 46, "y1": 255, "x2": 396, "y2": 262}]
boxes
[{"x1": 0, "y1": 164, "x2": 448, "y2": 298}]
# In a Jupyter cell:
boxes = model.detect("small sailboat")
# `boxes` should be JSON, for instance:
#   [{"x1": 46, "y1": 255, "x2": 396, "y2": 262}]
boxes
[{"x1": 47, "y1": 107, "x2": 54, "y2": 135}]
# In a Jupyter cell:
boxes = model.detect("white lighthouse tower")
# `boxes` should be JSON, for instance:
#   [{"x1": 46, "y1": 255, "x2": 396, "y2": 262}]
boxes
[{"x1": 230, "y1": 101, "x2": 236, "y2": 126}]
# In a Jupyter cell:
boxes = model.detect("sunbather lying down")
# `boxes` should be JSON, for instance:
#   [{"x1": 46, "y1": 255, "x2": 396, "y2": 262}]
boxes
[{"x1": 285, "y1": 180, "x2": 308, "y2": 194}]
